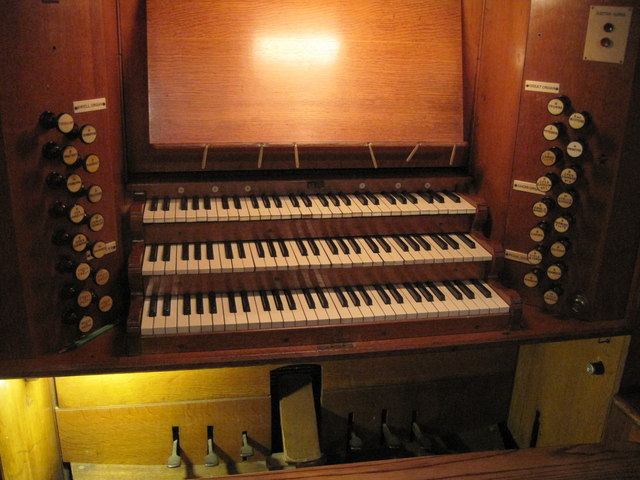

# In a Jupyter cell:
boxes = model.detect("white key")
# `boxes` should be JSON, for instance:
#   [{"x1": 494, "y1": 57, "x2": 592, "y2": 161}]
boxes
[
  {"x1": 202, "y1": 292, "x2": 225, "y2": 332},
  {"x1": 258, "y1": 240, "x2": 279, "y2": 270},
  {"x1": 141, "y1": 296, "x2": 156, "y2": 335},
  {"x1": 159, "y1": 244, "x2": 177, "y2": 275},
  {"x1": 186, "y1": 243, "x2": 200, "y2": 274},
  {"x1": 143, "y1": 198, "x2": 156, "y2": 224},
  {"x1": 221, "y1": 292, "x2": 239, "y2": 331},
  {"x1": 142, "y1": 245, "x2": 156, "y2": 276},
  {"x1": 204, "y1": 196, "x2": 219, "y2": 222},
  {"x1": 193, "y1": 196, "x2": 207, "y2": 222},
  {"x1": 365, "y1": 285, "x2": 399, "y2": 320},
  {"x1": 219, "y1": 242, "x2": 236, "y2": 273},
  {"x1": 189, "y1": 294, "x2": 203, "y2": 332},
  {"x1": 234, "y1": 292, "x2": 250, "y2": 330},
  {"x1": 391, "y1": 284, "x2": 420, "y2": 319},
  {"x1": 373, "y1": 237, "x2": 403, "y2": 265},
  {"x1": 267, "y1": 290, "x2": 285, "y2": 328},
  {"x1": 245, "y1": 293, "x2": 263, "y2": 330},
  {"x1": 287, "y1": 194, "x2": 312, "y2": 218},
  {"x1": 299, "y1": 289, "x2": 319, "y2": 326},
  {"x1": 287, "y1": 239, "x2": 310, "y2": 269},
  {"x1": 234, "y1": 242, "x2": 255, "y2": 272},
  {"x1": 356, "y1": 286, "x2": 388, "y2": 322},
  {"x1": 357, "y1": 237, "x2": 386, "y2": 266},
  {"x1": 342, "y1": 286, "x2": 372, "y2": 322},
  {"x1": 404, "y1": 283, "x2": 440, "y2": 318},
  {"x1": 303, "y1": 239, "x2": 330, "y2": 268},
  {"x1": 176, "y1": 294, "x2": 190, "y2": 333},
  {"x1": 248, "y1": 241, "x2": 269, "y2": 271},
  {"x1": 206, "y1": 242, "x2": 224, "y2": 273},
  {"x1": 289, "y1": 290, "x2": 309, "y2": 327},
  {"x1": 279, "y1": 290, "x2": 298, "y2": 328},
  {"x1": 255, "y1": 291, "x2": 274, "y2": 329}
]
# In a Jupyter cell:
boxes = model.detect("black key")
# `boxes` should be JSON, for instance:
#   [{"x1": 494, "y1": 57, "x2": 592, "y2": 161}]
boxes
[
  {"x1": 302, "y1": 288, "x2": 315, "y2": 309},
  {"x1": 356, "y1": 285, "x2": 373, "y2": 306},
  {"x1": 150, "y1": 197, "x2": 159, "y2": 211},
  {"x1": 224, "y1": 241, "x2": 233, "y2": 259},
  {"x1": 266, "y1": 240, "x2": 277, "y2": 258},
  {"x1": 308, "y1": 238, "x2": 320, "y2": 256},
  {"x1": 295, "y1": 239, "x2": 308, "y2": 256},
  {"x1": 255, "y1": 240, "x2": 265, "y2": 258},
  {"x1": 418, "y1": 191, "x2": 434, "y2": 203},
  {"x1": 192, "y1": 195, "x2": 200, "y2": 210},
  {"x1": 149, "y1": 243, "x2": 159, "y2": 262},
  {"x1": 195, "y1": 293, "x2": 204, "y2": 314},
  {"x1": 283, "y1": 289, "x2": 296, "y2": 310},
  {"x1": 333, "y1": 287, "x2": 348, "y2": 307},
  {"x1": 363, "y1": 236, "x2": 379, "y2": 254},
  {"x1": 162, "y1": 294, "x2": 172, "y2": 316},
  {"x1": 442, "y1": 281, "x2": 462, "y2": 300},
  {"x1": 325, "y1": 238, "x2": 339, "y2": 255},
  {"x1": 193, "y1": 242, "x2": 202, "y2": 261},
  {"x1": 240, "y1": 291, "x2": 250, "y2": 312},
  {"x1": 375, "y1": 285, "x2": 391, "y2": 305},
  {"x1": 471, "y1": 279, "x2": 492, "y2": 298},
  {"x1": 403, "y1": 192, "x2": 418, "y2": 204},
  {"x1": 302, "y1": 288, "x2": 316, "y2": 310},
  {"x1": 206, "y1": 242, "x2": 214, "y2": 260},
  {"x1": 180, "y1": 196, "x2": 187, "y2": 210},
  {"x1": 391, "y1": 192, "x2": 407, "y2": 204},
  {"x1": 182, "y1": 293, "x2": 191, "y2": 315},
  {"x1": 162, "y1": 196, "x2": 170, "y2": 211},
  {"x1": 443, "y1": 190, "x2": 461, "y2": 203},
  {"x1": 232, "y1": 195, "x2": 241, "y2": 209},
  {"x1": 355, "y1": 192, "x2": 368, "y2": 205},
  {"x1": 261, "y1": 194, "x2": 271, "y2": 208},
  {"x1": 336, "y1": 238, "x2": 350, "y2": 255},
  {"x1": 392, "y1": 236, "x2": 409, "y2": 252},
  {"x1": 416, "y1": 283, "x2": 434, "y2": 302},
  {"x1": 454, "y1": 280, "x2": 475, "y2": 299},
  {"x1": 425, "y1": 281, "x2": 445, "y2": 301},
  {"x1": 203, "y1": 195, "x2": 212, "y2": 210},
  {"x1": 317, "y1": 194, "x2": 329, "y2": 207},
  {"x1": 300, "y1": 193, "x2": 313, "y2": 207},
  {"x1": 288, "y1": 194, "x2": 300, "y2": 208},
  {"x1": 277, "y1": 240, "x2": 289, "y2": 257},
  {"x1": 327, "y1": 193, "x2": 340, "y2": 206},
  {"x1": 249, "y1": 195, "x2": 259, "y2": 209},
  {"x1": 386, "y1": 283, "x2": 404, "y2": 304},
  {"x1": 260, "y1": 290, "x2": 271, "y2": 312},
  {"x1": 314, "y1": 288, "x2": 329, "y2": 308},
  {"x1": 227, "y1": 292, "x2": 237, "y2": 313},
  {"x1": 430, "y1": 190, "x2": 445, "y2": 203},
  {"x1": 403, "y1": 283, "x2": 422, "y2": 302},
  {"x1": 344, "y1": 286, "x2": 361, "y2": 307},
  {"x1": 457, "y1": 233, "x2": 476, "y2": 249},
  {"x1": 403, "y1": 235, "x2": 420, "y2": 251},
  {"x1": 365, "y1": 193, "x2": 380, "y2": 205},
  {"x1": 221, "y1": 196, "x2": 230, "y2": 210},
  {"x1": 338, "y1": 193, "x2": 351, "y2": 206},
  {"x1": 181, "y1": 243, "x2": 189, "y2": 261},
  {"x1": 272, "y1": 194, "x2": 282, "y2": 208},
  {"x1": 148, "y1": 294, "x2": 158, "y2": 317},
  {"x1": 382, "y1": 192, "x2": 396, "y2": 204},
  {"x1": 430, "y1": 234, "x2": 448, "y2": 250},
  {"x1": 208, "y1": 291, "x2": 217, "y2": 314},
  {"x1": 441, "y1": 233, "x2": 459, "y2": 249},
  {"x1": 271, "y1": 290, "x2": 284, "y2": 311},
  {"x1": 413, "y1": 235, "x2": 431, "y2": 251},
  {"x1": 376, "y1": 237, "x2": 392, "y2": 253},
  {"x1": 347, "y1": 237, "x2": 361, "y2": 254},
  {"x1": 237, "y1": 241, "x2": 246, "y2": 259},
  {"x1": 162, "y1": 244, "x2": 171, "y2": 262}
]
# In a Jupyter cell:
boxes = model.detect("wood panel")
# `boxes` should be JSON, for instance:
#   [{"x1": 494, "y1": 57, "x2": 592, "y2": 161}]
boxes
[
  {"x1": 604, "y1": 394, "x2": 640, "y2": 444},
  {"x1": 0, "y1": 378, "x2": 63, "y2": 480},
  {"x1": 68, "y1": 443, "x2": 640, "y2": 480},
  {"x1": 146, "y1": 0, "x2": 463, "y2": 146},
  {"x1": 56, "y1": 398, "x2": 272, "y2": 465},
  {"x1": 508, "y1": 336, "x2": 630, "y2": 448}
]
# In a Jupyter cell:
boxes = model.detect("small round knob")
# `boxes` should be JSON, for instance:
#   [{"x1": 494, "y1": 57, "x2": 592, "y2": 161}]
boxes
[
  {"x1": 554, "y1": 214, "x2": 574, "y2": 233},
  {"x1": 82, "y1": 153, "x2": 100, "y2": 174},
  {"x1": 566, "y1": 140, "x2": 586, "y2": 159},
  {"x1": 523, "y1": 268, "x2": 544, "y2": 288},
  {"x1": 532, "y1": 197, "x2": 555, "y2": 217},
  {"x1": 67, "y1": 124, "x2": 98, "y2": 144},
  {"x1": 93, "y1": 267, "x2": 110, "y2": 286},
  {"x1": 540, "y1": 147, "x2": 563, "y2": 167},
  {"x1": 86, "y1": 184, "x2": 103, "y2": 204},
  {"x1": 76, "y1": 289, "x2": 97, "y2": 308},
  {"x1": 90, "y1": 241, "x2": 108, "y2": 259},
  {"x1": 530, "y1": 221, "x2": 551, "y2": 242},
  {"x1": 546, "y1": 261, "x2": 567, "y2": 281},
  {"x1": 561, "y1": 165, "x2": 582, "y2": 185},
  {"x1": 557, "y1": 190, "x2": 578, "y2": 209},
  {"x1": 543, "y1": 284, "x2": 563, "y2": 306},
  {"x1": 88, "y1": 213, "x2": 105, "y2": 232},
  {"x1": 536, "y1": 173, "x2": 559, "y2": 193},
  {"x1": 527, "y1": 244, "x2": 547, "y2": 265},
  {"x1": 51, "y1": 231, "x2": 89, "y2": 252},
  {"x1": 586, "y1": 361, "x2": 605, "y2": 375},
  {"x1": 39, "y1": 111, "x2": 75, "y2": 134},
  {"x1": 542, "y1": 122, "x2": 565, "y2": 141},
  {"x1": 547, "y1": 96, "x2": 571, "y2": 116},
  {"x1": 569, "y1": 111, "x2": 591, "y2": 131},
  {"x1": 570, "y1": 293, "x2": 590, "y2": 316},
  {"x1": 550, "y1": 238, "x2": 571, "y2": 258}
]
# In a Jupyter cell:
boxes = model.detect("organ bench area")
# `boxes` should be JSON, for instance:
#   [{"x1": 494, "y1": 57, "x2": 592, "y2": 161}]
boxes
[{"x1": 2, "y1": 0, "x2": 640, "y2": 479}]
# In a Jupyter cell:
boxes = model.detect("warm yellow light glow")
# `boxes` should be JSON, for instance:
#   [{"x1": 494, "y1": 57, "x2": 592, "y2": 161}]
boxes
[{"x1": 254, "y1": 35, "x2": 341, "y2": 65}]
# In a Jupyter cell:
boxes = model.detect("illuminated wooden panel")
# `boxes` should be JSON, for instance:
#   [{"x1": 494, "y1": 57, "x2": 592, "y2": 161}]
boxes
[{"x1": 147, "y1": 0, "x2": 463, "y2": 145}]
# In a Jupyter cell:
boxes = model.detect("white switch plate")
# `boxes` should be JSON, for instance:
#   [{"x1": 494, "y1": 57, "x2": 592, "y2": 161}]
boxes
[{"x1": 583, "y1": 6, "x2": 633, "y2": 64}]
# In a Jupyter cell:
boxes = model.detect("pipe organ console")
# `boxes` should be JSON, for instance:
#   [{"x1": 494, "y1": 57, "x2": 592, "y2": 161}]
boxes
[{"x1": 1, "y1": 0, "x2": 640, "y2": 477}]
